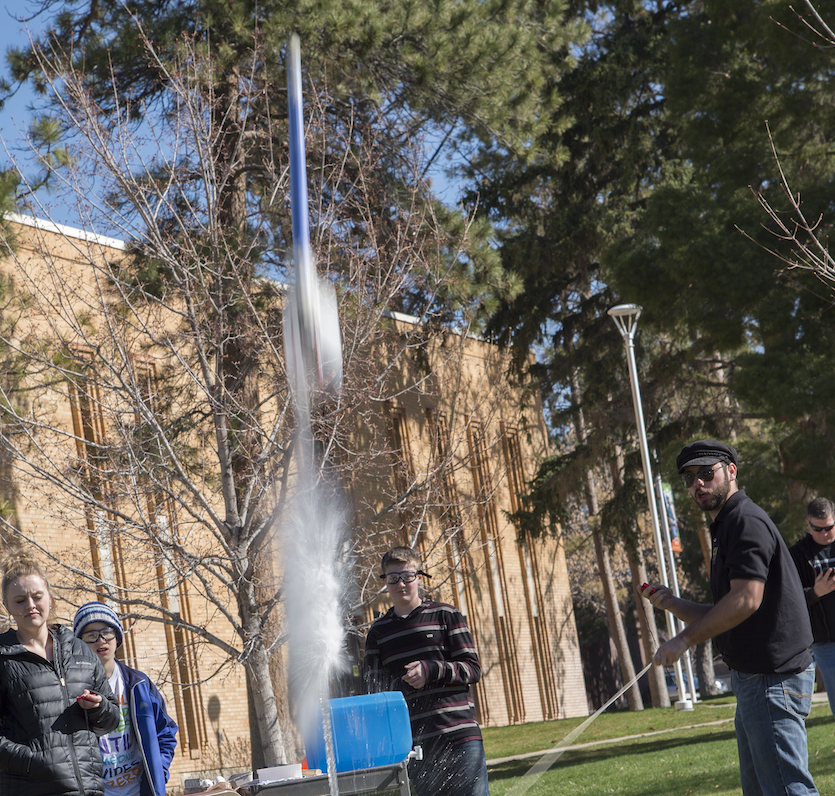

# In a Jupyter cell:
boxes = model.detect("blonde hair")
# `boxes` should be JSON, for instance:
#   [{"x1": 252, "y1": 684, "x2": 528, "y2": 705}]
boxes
[{"x1": 1, "y1": 550, "x2": 54, "y2": 608}]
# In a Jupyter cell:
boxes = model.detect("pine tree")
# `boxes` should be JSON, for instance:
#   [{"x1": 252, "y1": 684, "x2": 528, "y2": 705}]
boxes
[{"x1": 469, "y1": 0, "x2": 835, "y2": 701}]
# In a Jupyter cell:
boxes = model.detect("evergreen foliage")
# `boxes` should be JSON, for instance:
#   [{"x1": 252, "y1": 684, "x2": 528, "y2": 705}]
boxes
[
  {"x1": 472, "y1": 0, "x2": 835, "y2": 702},
  {"x1": 476, "y1": 0, "x2": 835, "y2": 554}
]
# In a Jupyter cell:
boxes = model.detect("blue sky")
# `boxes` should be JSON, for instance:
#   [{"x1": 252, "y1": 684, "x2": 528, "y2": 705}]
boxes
[
  {"x1": 0, "y1": 9, "x2": 37, "y2": 158},
  {"x1": 0, "y1": 9, "x2": 462, "y2": 234},
  {"x1": 0, "y1": 7, "x2": 35, "y2": 125},
  {"x1": 0, "y1": 6, "x2": 85, "y2": 226}
]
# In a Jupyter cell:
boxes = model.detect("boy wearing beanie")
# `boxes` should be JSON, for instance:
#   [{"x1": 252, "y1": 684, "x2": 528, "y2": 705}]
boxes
[{"x1": 74, "y1": 602, "x2": 178, "y2": 796}]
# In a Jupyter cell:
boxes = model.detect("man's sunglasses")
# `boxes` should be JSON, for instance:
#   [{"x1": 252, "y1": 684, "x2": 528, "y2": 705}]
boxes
[
  {"x1": 680, "y1": 463, "x2": 725, "y2": 489},
  {"x1": 808, "y1": 521, "x2": 835, "y2": 534}
]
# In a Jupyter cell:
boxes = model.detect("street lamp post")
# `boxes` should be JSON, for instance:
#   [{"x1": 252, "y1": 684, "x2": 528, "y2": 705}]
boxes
[
  {"x1": 655, "y1": 468, "x2": 699, "y2": 704},
  {"x1": 608, "y1": 304, "x2": 693, "y2": 710}
]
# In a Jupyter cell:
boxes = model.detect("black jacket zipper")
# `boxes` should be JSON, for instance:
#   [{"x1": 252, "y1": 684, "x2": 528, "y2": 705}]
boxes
[{"x1": 54, "y1": 633, "x2": 88, "y2": 796}]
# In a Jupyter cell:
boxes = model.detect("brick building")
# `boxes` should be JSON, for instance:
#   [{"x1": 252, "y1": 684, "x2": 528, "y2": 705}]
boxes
[{"x1": 0, "y1": 214, "x2": 587, "y2": 790}]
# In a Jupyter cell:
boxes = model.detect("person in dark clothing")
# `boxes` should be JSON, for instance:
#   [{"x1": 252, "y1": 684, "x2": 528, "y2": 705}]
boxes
[
  {"x1": 364, "y1": 546, "x2": 487, "y2": 796},
  {"x1": 0, "y1": 550, "x2": 120, "y2": 796},
  {"x1": 645, "y1": 440, "x2": 817, "y2": 796},
  {"x1": 789, "y1": 497, "x2": 835, "y2": 716}
]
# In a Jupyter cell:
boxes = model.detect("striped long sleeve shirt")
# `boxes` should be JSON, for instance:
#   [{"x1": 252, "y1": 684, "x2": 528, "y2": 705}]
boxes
[{"x1": 364, "y1": 599, "x2": 482, "y2": 752}]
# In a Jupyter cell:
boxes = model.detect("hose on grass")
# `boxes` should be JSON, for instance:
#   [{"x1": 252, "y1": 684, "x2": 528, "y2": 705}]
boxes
[{"x1": 505, "y1": 662, "x2": 654, "y2": 796}]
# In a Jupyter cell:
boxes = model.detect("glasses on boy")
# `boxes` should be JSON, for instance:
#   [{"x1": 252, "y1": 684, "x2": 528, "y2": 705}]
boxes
[
  {"x1": 80, "y1": 628, "x2": 118, "y2": 643},
  {"x1": 382, "y1": 571, "x2": 420, "y2": 585}
]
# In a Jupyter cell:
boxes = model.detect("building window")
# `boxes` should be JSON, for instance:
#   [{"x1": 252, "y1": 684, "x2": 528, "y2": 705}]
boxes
[
  {"x1": 429, "y1": 410, "x2": 486, "y2": 724},
  {"x1": 385, "y1": 402, "x2": 424, "y2": 551},
  {"x1": 67, "y1": 363, "x2": 135, "y2": 657},
  {"x1": 502, "y1": 425, "x2": 560, "y2": 720},
  {"x1": 426, "y1": 410, "x2": 466, "y2": 544},
  {"x1": 136, "y1": 362, "x2": 207, "y2": 759},
  {"x1": 467, "y1": 420, "x2": 525, "y2": 724},
  {"x1": 69, "y1": 357, "x2": 207, "y2": 759}
]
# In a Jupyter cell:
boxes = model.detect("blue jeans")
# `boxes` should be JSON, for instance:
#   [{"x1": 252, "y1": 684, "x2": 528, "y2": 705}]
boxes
[
  {"x1": 408, "y1": 740, "x2": 489, "y2": 796},
  {"x1": 811, "y1": 642, "x2": 835, "y2": 717},
  {"x1": 731, "y1": 666, "x2": 818, "y2": 796}
]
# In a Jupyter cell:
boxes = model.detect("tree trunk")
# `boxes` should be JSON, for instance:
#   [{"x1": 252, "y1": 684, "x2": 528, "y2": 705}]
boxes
[
  {"x1": 626, "y1": 547, "x2": 670, "y2": 707},
  {"x1": 213, "y1": 70, "x2": 290, "y2": 767},
  {"x1": 245, "y1": 644, "x2": 288, "y2": 766},
  {"x1": 569, "y1": 363, "x2": 642, "y2": 710},
  {"x1": 694, "y1": 639, "x2": 720, "y2": 697},
  {"x1": 608, "y1": 452, "x2": 667, "y2": 707},
  {"x1": 590, "y1": 517, "x2": 643, "y2": 710},
  {"x1": 690, "y1": 510, "x2": 719, "y2": 698},
  {"x1": 690, "y1": 503, "x2": 713, "y2": 572}
]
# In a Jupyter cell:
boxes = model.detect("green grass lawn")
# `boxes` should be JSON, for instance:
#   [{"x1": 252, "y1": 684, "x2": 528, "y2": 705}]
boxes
[{"x1": 482, "y1": 699, "x2": 835, "y2": 795}]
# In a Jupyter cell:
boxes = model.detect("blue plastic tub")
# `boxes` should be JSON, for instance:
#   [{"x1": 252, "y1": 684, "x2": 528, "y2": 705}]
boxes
[{"x1": 304, "y1": 692, "x2": 413, "y2": 773}]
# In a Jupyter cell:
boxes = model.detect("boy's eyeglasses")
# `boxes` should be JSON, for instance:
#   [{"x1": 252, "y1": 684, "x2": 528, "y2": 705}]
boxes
[
  {"x1": 382, "y1": 571, "x2": 419, "y2": 585},
  {"x1": 680, "y1": 464, "x2": 725, "y2": 488},
  {"x1": 80, "y1": 629, "x2": 117, "y2": 643},
  {"x1": 380, "y1": 569, "x2": 432, "y2": 586}
]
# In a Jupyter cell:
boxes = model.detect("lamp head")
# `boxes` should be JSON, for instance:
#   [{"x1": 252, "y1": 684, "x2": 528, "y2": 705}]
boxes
[
  {"x1": 607, "y1": 303, "x2": 642, "y2": 319},
  {"x1": 608, "y1": 304, "x2": 642, "y2": 339}
]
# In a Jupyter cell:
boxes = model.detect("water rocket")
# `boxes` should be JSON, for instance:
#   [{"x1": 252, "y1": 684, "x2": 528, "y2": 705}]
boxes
[{"x1": 284, "y1": 34, "x2": 342, "y2": 408}]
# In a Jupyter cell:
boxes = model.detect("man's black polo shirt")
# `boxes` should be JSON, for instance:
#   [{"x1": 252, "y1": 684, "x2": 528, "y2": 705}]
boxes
[{"x1": 710, "y1": 489, "x2": 812, "y2": 673}]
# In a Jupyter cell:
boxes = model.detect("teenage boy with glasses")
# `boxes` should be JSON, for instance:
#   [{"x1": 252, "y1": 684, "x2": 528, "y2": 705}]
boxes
[
  {"x1": 645, "y1": 439, "x2": 817, "y2": 796},
  {"x1": 364, "y1": 546, "x2": 488, "y2": 796},
  {"x1": 790, "y1": 497, "x2": 835, "y2": 717},
  {"x1": 73, "y1": 603, "x2": 178, "y2": 796}
]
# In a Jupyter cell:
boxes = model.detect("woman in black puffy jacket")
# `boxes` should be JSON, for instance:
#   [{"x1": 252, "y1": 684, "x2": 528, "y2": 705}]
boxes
[{"x1": 0, "y1": 551, "x2": 120, "y2": 796}]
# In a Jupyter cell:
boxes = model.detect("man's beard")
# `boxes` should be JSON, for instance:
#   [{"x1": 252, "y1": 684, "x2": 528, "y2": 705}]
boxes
[{"x1": 699, "y1": 476, "x2": 731, "y2": 512}]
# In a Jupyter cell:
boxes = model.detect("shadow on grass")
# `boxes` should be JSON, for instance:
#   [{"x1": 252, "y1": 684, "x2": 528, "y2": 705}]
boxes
[
  {"x1": 487, "y1": 708, "x2": 834, "y2": 795},
  {"x1": 488, "y1": 757, "x2": 742, "y2": 796},
  {"x1": 487, "y1": 727, "x2": 738, "y2": 783},
  {"x1": 806, "y1": 713, "x2": 834, "y2": 729},
  {"x1": 807, "y1": 713, "x2": 835, "y2": 789}
]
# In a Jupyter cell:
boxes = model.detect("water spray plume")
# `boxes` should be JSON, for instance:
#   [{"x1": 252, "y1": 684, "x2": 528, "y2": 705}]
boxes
[
  {"x1": 280, "y1": 33, "x2": 346, "y2": 793},
  {"x1": 282, "y1": 487, "x2": 351, "y2": 730}
]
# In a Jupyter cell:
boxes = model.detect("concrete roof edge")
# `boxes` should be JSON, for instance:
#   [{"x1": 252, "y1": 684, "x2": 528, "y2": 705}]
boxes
[{"x1": 7, "y1": 212, "x2": 127, "y2": 252}]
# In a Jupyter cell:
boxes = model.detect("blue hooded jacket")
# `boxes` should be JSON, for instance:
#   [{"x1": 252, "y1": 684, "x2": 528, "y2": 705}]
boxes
[{"x1": 111, "y1": 660, "x2": 178, "y2": 796}]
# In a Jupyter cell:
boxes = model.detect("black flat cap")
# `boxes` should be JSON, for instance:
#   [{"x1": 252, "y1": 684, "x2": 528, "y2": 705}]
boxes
[{"x1": 676, "y1": 439, "x2": 738, "y2": 472}]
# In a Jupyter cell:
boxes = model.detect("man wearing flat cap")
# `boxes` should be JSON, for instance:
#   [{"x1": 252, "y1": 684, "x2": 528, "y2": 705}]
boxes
[{"x1": 644, "y1": 439, "x2": 817, "y2": 796}]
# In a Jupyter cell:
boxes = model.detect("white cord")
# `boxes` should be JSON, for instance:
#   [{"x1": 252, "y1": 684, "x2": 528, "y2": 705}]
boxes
[{"x1": 505, "y1": 662, "x2": 654, "y2": 796}]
